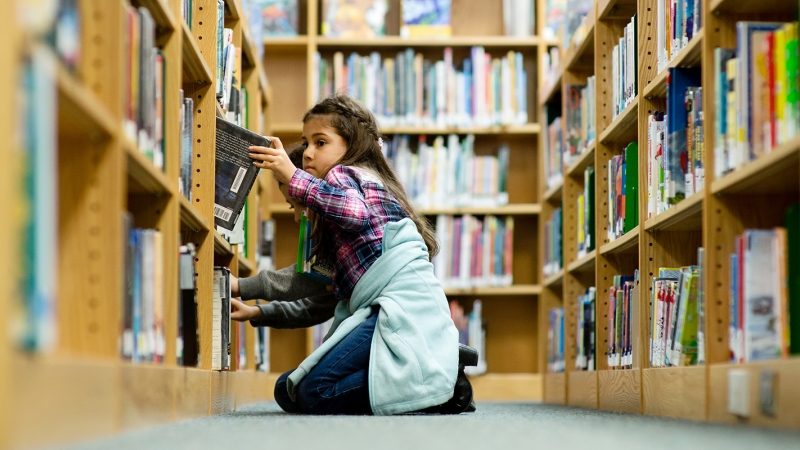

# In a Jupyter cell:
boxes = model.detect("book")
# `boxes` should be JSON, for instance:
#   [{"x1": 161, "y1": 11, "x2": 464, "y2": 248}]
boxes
[
  {"x1": 322, "y1": 0, "x2": 388, "y2": 39},
  {"x1": 296, "y1": 211, "x2": 334, "y2": 284},
  {"x1": 178, "y1": 244, "x2": 199, "y2": 367},
  {"x1": 214, "y1": 117, "x2": 270, "y2": 230},
  {"x1": 400, "y1": 0, "x2": 451, "y2": 38},
  {"x1": 623, "y1": 142, "x2": 638, "y2": 234},
  {"x1": 787, "y1": 204, "x2": 800, "y2": 355},
  {"x1": 212, "y1": 267, "x2": 231, "y2": 371},
  {"x1": 255, "y1": 0, "x2": 299, "y2": 37}
]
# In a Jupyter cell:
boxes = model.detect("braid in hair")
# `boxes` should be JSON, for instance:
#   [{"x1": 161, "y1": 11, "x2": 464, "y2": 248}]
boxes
[{"x1": 303, "y1": 94, "x2": 440, "y2": 261}]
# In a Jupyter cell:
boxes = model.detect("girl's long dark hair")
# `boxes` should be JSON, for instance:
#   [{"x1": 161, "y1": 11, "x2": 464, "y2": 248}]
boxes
[{"x1": 304, "y1": 94, "x2": 439, "y2": 261}]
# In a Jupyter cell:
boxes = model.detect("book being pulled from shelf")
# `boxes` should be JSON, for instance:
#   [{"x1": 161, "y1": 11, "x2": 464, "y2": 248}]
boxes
[
  {"x1": 577, "y1": 166, "x2": 594, "y2": 259},
  {"x1": 656, "y1": 0, "x2": 702, "y2": 73},
  {"x1": 322, "y1": 0, "x2": 388, "y2": 39},
  {"x1": 178, "y1": 243, "x2": 199, "y2": 367},
  {"x1": 543, "y1": 207, "x2": 562, "y2": 278},
  {"x1": 401, "y1": 0, "x2": 450, "y2": 38},
  {"x1": 548, "y1": 307, "x2": 565, "y2": 372},
  {"x1": 383, "y1": 135, "x2": 509, "y2": 209},
  {"x1": 313, "y1": 47, "x2": 528, "y2": 128},
  {"x1": 297, "y1": 211, "x2": 334, "y2": 285},
  {"x1": 212, "y1": 266, "x2": 232, "y2": 371},
  {"x1": 124, "y1": 3, "x2": 166, "y2": 170},
  {"x1": 434, "y1": 214, "x2": 514, "y2": 289},
  {"x1": 544, "y1": 104, "x2": 563, "y2": 190},
  {"x1": 254, "y1": 0, "x2": 299, "y2": 37},
  {"x1": 612, "y1": 14, "x2": 637, "y2": 120},
  {"x1": 565, "y1": 78, "x2": 596, "y2": 167},
  {"x1": 607, "y1": 142, "x2": 638, "y2": 242},
  {"x1": 450, "y1": 300, "x2": 487, "y2": 376},
  {"x1": 575, "y1": 287, "x2": 596, "y2": 371},
  {"x1": 122, "y1": 223, "x2": 166, "y2": 364},
  {"x1": 608, "y1": 272, "x2": 637, "y2": 370},
  {"x1": 214, "y1": 117, "x2": 269, "y2": 230},
  {"x1": 714, "y1": 21, "x2": 800, "y2": 178},
  {"x1": 14, "y1": 46, "x2": 58, "y2": 354}
]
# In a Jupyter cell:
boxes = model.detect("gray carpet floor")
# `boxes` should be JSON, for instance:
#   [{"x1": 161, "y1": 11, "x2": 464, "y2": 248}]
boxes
[{"x1": 64, "y1": 402, "x2": 800, "y2": 450}]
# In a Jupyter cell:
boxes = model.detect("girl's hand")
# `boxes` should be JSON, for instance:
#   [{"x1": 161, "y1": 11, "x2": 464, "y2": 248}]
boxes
[
  {"x1": 231, "y1": 298, "x2": 261, "y2": 322},
  {"x1": 249, "y1": 136, "x2": 296, "y2": 184}
]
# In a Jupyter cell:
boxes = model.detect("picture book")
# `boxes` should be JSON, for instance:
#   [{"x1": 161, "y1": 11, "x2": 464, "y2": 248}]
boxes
[
  {"x1": 400, "y1": 0, "x2": 451, "y2": 38},
  {"x1": 322, "y1": 0, "x2": 388, "y2": 39},
  {"x1": 255, "y1": 0, "x2": 298, "y2": 37}
]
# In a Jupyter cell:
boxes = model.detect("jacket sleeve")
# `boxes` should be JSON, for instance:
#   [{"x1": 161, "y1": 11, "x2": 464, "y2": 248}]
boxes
[
  {"x1": 238, "y1": 264, "x2": 328, "y2": 301},
  {"x1": 249, "y1": 293, "x2": 338, "y2": 329}
]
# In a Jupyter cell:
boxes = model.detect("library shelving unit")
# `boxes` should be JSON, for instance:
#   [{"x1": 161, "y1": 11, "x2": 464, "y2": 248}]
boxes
[
  {"x1": 262, "y1": 0, "x2": 548, "y2": 401},
  {"x1": 540, "y1": 0, "x2": 800, "y2": 431},
  {"x1": 1, "y1": 0, "x2": 275, "y2": 447}
]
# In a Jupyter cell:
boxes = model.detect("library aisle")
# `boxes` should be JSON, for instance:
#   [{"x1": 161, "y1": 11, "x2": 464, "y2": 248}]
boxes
[{"x1": 64, "y1": 401, "x2": 799, "y2": 450}]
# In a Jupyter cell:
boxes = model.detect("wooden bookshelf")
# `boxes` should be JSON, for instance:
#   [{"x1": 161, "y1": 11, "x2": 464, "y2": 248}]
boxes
[
  {"x1": 642, "y1": 29, "x2": 704, "y2": 99},
  {"x1": 316, "y1": 36, "x2": 543, "y2": 48},
  {"x1": 599, "y1": 226, "x2": 639, "y2": 255},
  {"x1": 544, "y1": 179, "x2": 564, "y2": 202},
  {"x1": 540, "y1": 69, "x2": 563, "y2": 106},
  {"x1": 543, "y1": 372, "x2": 567, "y2": 404},
  {"x1": 125, "y1": 140, "x2": 174, "y2": 196},
  {"x1": 711, "y1": 136, "x2": 800, "y2": 195},
  {"x1": 380, "y1": 124, "x2": 542, "y2": 135},
  {"x1": 443, "y1": 285, "x2": 542, "y2": 296},
  {"x1": 598, "y1": 95, "x2": 639, "y2": 145},
  {"x1": 643, "y1": 366, "x2": 706, "y2": 420},
  {"x1": 544, "y1": 270, "x2": 565, "y2": 289},
  {"x1": 567, "y1": 249, "x2": 596, "y2": 274},
  {"x1": 181, "y1": 21, "x2": 214, "y2": 85},
  {"x1": 179, "y1": 196, "x2": 211, "y2": 233},
  {"x1": 566, "y1": 143, "x2": 595, "y2": 177},
  {"x1": 643, "y1": 191, "x2": 703, "y2": 232},
  {"x1": 568, "y1": 371, "x2": 598, "y2": 408}
]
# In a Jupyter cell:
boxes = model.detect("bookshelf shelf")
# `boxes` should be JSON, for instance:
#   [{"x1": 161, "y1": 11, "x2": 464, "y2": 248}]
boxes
[
  {"x1": 540, "y1": 70, "x2": 563, "y2": 106},
  {"x1": 567, "y1": 249, "x2": 596, "y2": 274},
  {"x1": 381, "y1": 124, "x2": 542, "y2": 135},
  {"x1": 443, "y1": 285, "x2": 541, "y2": 296},
  {"x1": 263, "y1": 36, "x2": 310, "y2": 49},
  {"x1": 599, "y1": 225, "x2": 639, "y2": 256},
  {"x1": 564, "y1": 11, "x2": 596, "y2": 71},
  {"x1": 241, "y1": 28, "x2": 258, "y2": 69},
  {"x1": 598, "y1": 369, "x2": 640, "y2": 413},
  {"x1": 567, "y1": 371, "x2": 598, "y2": 408},
  {"x1": 179, "y1": 196, "x2": 211, "y2": 233},
  {"x1": 543, "y1": 372, "x2": 566, "y2": 404},
  {"x1": 642, "y1": 30, "x2": 704, "y2": 100},
  {"x1": 544, "y1": 179, "x2": 564, "y2": 202},
  {"x1": 316, "y1": 36, "x2": 543, "y2": 48},
  {"x1": 420, "y1": 203, "x2": 542, "y2": 216},
  {"x1": 566, "y1": 143, "x2": 595, "y2": 178},
  {"x1": 598, "y1": 95, "x2": 639, "y2": 145},
  {"x1": 238, "y1": 255, "x2": 256, "y2": 277},
  {"x1": 268, "y1": 202, "x2": 292, "y2": 214},
  {"x1": 544, "y1": 269, "x2": 564, "y2": 288},
  {"x1": 223, "y1": 0, "x2": 240, "y2": 19},
  {"x1": 708, "y1": 358, "x2": 800, "y2": 429},
  {"x1": 134, "y1": 0, "x2": 178, "y2": 32},
  {"x1": 644, "y1": 191, "x2": 703, "y2": 232},
  {"x1": 124, "y1": 140, "x2": 173, "y2": 196},
  {"x1": 54, "y1": 58, "x2": 116, "y2": 139},
  {"x1": 468, "y1": 373, "x2": 542, "y2": 401},
  {"x1": 181, "y1": 22, "x2": 214, "y2": 85},
  {"x1": 643, "y1": 366, "x2": 706, "y2": 421},
  {"x1": 598, "y1": 0, "x2": 637, "y2": 21},
  {"x1": 711, "y1": 137, "x2": 800, "y2": 195},
  {"x1": 214, "y1": 230, "x2": 233, "y2": 256},
  {"x1": 709, "y1": 0, "x2": 797, "y2": 15},
  {"x1": 216, "y1": 101, "x2": 226, "y2": 118}
]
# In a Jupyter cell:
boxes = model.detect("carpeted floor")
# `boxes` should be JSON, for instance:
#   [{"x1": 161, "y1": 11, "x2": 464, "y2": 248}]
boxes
[{"x1": 64, "y1": 402, "x2": 800, "y2": 450}]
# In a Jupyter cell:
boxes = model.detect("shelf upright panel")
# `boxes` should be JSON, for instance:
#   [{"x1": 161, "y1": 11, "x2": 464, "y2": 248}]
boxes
[{"x1": 594, "y1": 0, "x2": 641, "y2": 414}]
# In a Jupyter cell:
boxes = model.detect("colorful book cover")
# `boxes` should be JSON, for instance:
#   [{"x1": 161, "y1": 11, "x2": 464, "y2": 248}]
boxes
[
  {"x1": 296, "y1": 211, "x2": 334, "y2": 284},
  {"x1": 322, "y1": 0, "x2": 388, "y2": 39},
  {"x1": 401, "y1": 0, "x2": 451, "y2": 38},
  {"x1": 256, "y1": 0, "x2": 298, "y2": 37}
]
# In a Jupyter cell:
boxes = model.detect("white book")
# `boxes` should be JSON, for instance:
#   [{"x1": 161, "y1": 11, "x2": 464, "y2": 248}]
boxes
[
  {"x1": 211, "y1": 268, "x2": 224, "y2": 370},
  {"x1": 743, "y1": 230, "x2": 782, "y2": 362}
]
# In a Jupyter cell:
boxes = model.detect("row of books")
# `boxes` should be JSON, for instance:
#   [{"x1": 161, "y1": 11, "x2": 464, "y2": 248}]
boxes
[
  {"x1": 179, "y1": 90, "x2": 195, "y2": 201},
  {"x1": 450, "y1": 300, "x2": 488, "y2": 376},
  {"x1": 433, "y1": 215, "x2": 515, "y2": 289},
  {"x1": 48, "y1": 0, "x2": 81, "y2": 72},
  {"x1": 656, "y1": 0, "x2": 702, "y2": 73},
  {"x1": 607, "y1": 143, "x2": 638, "y2": 242},
  {"x1": 547, "y1": 307, "x2": 565, "y2": 372},
  {"x1": 543, "y1": 46, "x2": 561, "y2": 92},
  {"x1": 544, "y1": 110, "x2": 563, "y2": 189},
  {"x1": 649, "y1": 262, "x2": 704, "y2": 368},
  {"x1": 714, "y1": 21, "x2": 800, "y2": 178},
  {"x1": 607, "y1": 272, "x2": 638, "y2": 370},
  {"x1": 565, "y1": 79, "x2": 596, "y2": 166},
  {"x1": 612, "y1": 15, "x2": 637, "y2": 120},
  {"x1": 312, "y1": 47, "x2": 529, "y2": 129},
  {"x1": 212, "y1": 267, "x2": 232, "y2": 371},
  {"x1": 382, "y1": 134, "x2": 510, "y2": 209},
  {"x1": 543, "y1": 0, "x2": 566, "y2": 41},
  {"x1": 178, "y1": 244, "x2": 200, "y2": 367},
  {"x1": 564, "y1": 0, "x2": 592, "y2": 49},
  {"x1": 543, "y1": 208, "x2": 563, "y2": 278},
  {"x1": 729, "y1": 220, "x2": 800, "y2": 363},
  {"x1": 576, "y1": 167, "x2": 595, "y2": 259},
  {"x1": 646, "y1": 70, "x2": 704, "y2": 218},
  {"x1": 124, "y1": 3, "x2": 166, "y2": 170},
  {"x1": 575, "y1": 287, "x2": 596, "y2": 371}
]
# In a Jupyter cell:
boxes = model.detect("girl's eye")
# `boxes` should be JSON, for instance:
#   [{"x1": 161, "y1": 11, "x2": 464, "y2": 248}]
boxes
[{"x1": 317, "y1": 140, "x2": 325, "y2": 147}]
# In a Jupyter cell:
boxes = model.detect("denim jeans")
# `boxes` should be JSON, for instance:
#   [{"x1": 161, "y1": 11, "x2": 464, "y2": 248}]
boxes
[{"x1": 274, "y1": 306, "x2": 378, "y2": 415}]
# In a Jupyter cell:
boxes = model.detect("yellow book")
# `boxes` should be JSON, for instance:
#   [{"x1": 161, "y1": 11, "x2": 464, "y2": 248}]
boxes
[{"x1": 775, "y1": 27, "x2": 786, "y2": 145}]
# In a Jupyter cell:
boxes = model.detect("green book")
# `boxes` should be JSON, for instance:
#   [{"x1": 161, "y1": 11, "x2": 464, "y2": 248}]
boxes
[
  {"x1": 296, "y1": 211, "x2": 333, "y2": 284},
  {"x1": 787, "y1": 204, "x2": 800, "y2": 354},
  {"x1": 624, "y1": 142, "x2": 638, "y2": 233}
]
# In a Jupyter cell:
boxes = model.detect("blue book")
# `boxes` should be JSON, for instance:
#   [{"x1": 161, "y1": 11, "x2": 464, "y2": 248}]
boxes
[{"x1": 666, "y1": 67, "x2": 701, "y2": 204}]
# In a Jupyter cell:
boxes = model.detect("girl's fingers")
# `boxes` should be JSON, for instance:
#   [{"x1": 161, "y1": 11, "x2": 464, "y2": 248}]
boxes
[{"x1": 264, "y1": 136, "x2": 283, "y2": 150}]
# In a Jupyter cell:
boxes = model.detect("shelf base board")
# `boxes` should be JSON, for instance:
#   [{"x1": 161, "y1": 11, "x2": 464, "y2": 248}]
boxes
[
  {"x1": 642, "y1": 366, "x2": 706, "y2": 421},
  {"x1": 598, "y1": 369, "x2": 641, "y2": 414},
  {"x1": 469, "y1": 373, "x2": 542, "y2": 401},
  {"x1": 543, "y1": 372, "x2": 567, "y2": 405},
  {"x1": 567, "y1": 371, "x2": 598, "y2": 408}
]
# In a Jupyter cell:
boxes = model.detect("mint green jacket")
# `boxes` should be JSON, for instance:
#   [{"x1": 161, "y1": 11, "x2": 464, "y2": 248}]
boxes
[{"x1": 287, "y1": 218, "x2": 459, "y2": 415}]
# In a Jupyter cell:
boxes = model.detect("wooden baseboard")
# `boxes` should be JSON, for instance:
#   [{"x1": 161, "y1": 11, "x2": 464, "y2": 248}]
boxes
[
  {"x1": 598, "y1": 369, "x2": 641, "y2": 414},
  {"x1": 468, "y1": 373, "x2": 542, "y2": 401},
  {"x1": 543, "y1": 372, "x2": 566, "y2": 404},
  {"x1": 643, "y1": 366, "x2": 706, "y2": 421},
  {"x1": 567, "y1": 371, "x2": 598, "y2": 408}
]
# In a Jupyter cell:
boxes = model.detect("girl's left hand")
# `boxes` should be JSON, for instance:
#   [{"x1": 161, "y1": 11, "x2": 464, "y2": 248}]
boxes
[{"x1": 249, "y1": 136, "x2": 296, "y2": 184}]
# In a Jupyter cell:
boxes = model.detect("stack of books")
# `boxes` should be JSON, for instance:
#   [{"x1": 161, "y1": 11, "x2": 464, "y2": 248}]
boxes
[
  {"x1": 649, "y1": 263, "x2": 703, "y2": 368},
  {"x1": 575, "y1": 287, "x2": 596, "y2": 371},
  {"x1": 656, "y1": 0, "x2": 702, "y2": 73},
  {"x1": 544, "y1": 107, "x2": 564, "y2": 190},
  {"x1": 612, "y1": 15, "x2": 637, "y2": 119},
  {"x1": 606, "y1": 143, "x2": 638, "y2": 242},
  {"x1": 565, "y1": 78, "x2": 596, "y2": 167},
  {"x1": 607, "y1": 273, "x2": 637, "y2": 370}
]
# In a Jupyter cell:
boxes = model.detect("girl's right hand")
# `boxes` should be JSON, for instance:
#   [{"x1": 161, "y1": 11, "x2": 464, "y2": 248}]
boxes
[
  {"x1": 249, "y1": 136, "x2": 296, "y2": 185},
  {"x1": 231, "y1": 298, "x2": 261, "y2": 322}
]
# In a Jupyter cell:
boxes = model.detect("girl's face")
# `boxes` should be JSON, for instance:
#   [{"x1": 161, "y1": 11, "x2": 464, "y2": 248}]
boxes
[
  {"x1": 302, "y1": 118, "x2": 347, "y2": 179},
  {"x1": 279, "y1": 183, "x2": 305, "y2": 224}
]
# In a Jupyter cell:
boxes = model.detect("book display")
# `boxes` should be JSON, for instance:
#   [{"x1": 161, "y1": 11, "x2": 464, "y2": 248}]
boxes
[
  {"x1": 540, "y1": 0, "x2": 800, "y2": 431},
  {"x1": 1, "y1": 0, "x2": 272, "y2": 446}
]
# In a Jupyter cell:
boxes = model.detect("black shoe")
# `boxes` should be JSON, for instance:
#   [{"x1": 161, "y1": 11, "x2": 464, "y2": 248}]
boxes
[
  {"x1": 459, "y1": 344, "x2": 479, "y2": 367},
  {"x1": 421, "y1": 366, "x2": 474, "y2": 415}
]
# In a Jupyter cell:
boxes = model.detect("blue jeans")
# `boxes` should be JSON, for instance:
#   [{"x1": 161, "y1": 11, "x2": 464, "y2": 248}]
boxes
[{"x1": 274, "y1": 307, "x2": 378, "y2": 415}]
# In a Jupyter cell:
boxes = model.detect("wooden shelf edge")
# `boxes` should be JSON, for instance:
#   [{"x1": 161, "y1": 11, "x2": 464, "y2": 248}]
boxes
[
  {"x1": 543, "y1": 372, "x2": 567, "y2": 405},
  {"x1": 181, "y1": 22, "x2": 214, "y2": 85},
  {"x1": 598, "y1": 96, "x2": 639, "y2": 144},
  {"x1": 643, "y1": 365, "x2": 706, "y2": 420},
  {"x1": 599, "y1": 225, "x2": 640, "y2": 255},
  {"x1": 380, "y1": 124, "x2": 542, "y2": 135},
  {"x1": 643, "y1": 190, "x2": 704, "y2": 231},
  {"x1": 564, "y1": 11, "x2": 596, "y2": 71},
  {"x1": 223, "y1": 0, "x2": 241, "y2": 20},
  {"x1": 214, "y1": 230, "x2": 234, "y2": 256},
  {"x1": 53, "y1": 54, "x2": 117, "y2": 138},
  {"x1": 124, "y1": 140, "x2": 173, "y2": 196},
  {"x1": 566, "y1": 143, "x2": 596, "y2": 177},
  {"x1": 567, "y1": 249, "x2": 597, "y2": 273},
  {"x1": 540, "y1": 70, "x2": 563, "y2": 106},
  {"x1": 316, "y1": 36, "x2": 543, "y2": 47},
  {"x1": 544, "y1": 179, "x2": 564, "y2": 202},
  {"x1": 179, "y1": 196, "x2": 210, "y2": 233},
  {"x1": 642, "y1": 29, "x2": 704, "y2": 99},
  {"x1": 544, "y1": 269, "x2": 564, "y2": 288},
  {"x1": 238, "y1": 254, "x2": 256, "y2": 276},
  {"x1": 467, "y1": 373, "x2": 542, "y2": 401},
  {"x1": 711, "y1": 136, "x2": 800, "y2": 195},
  {"x1": 137, "y1": 0, "x2": 178, "y2": 31},
  {"x1": 443, "y1": 285, "x2": 541, "y2": 296}
]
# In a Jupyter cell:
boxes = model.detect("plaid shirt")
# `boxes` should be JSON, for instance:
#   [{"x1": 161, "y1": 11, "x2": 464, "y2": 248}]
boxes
[{"x1": 289, "y1": 165, "x2": 409, "y2": 300}]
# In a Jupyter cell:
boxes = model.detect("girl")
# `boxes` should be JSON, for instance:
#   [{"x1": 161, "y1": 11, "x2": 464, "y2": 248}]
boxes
[{"x1": 246, "y1": 95, "x2": 472, "y2": 416}]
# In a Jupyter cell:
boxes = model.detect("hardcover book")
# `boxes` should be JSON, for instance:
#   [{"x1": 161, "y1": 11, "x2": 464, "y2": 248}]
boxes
[
  {"x1": 322, "y1": 0, "x2": 388, "y2": 39},
  {"x1": 214, "y1": 117, "x2": 270, "y2": 230},
  {"x1": 296, "y1": 211, "x2": 334, "y2": 284},
  {"x1": 400, "y1": 0, "x2": 451, "y2": 38},
  {"x1": 255, "y1": 0, "x2": 299, "y2": 37}
]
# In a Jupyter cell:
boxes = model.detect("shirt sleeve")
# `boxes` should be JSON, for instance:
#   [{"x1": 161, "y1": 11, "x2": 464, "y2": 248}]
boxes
[
  {"x1": 238, "y1": 264, "x2": 328, "y2": 301},
  {"x1": 249, "y1": 294, "x2": 338, "y2": 329},
  {"x1": 288, "y1": 166, "x2": 371, "y2": 232}
]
